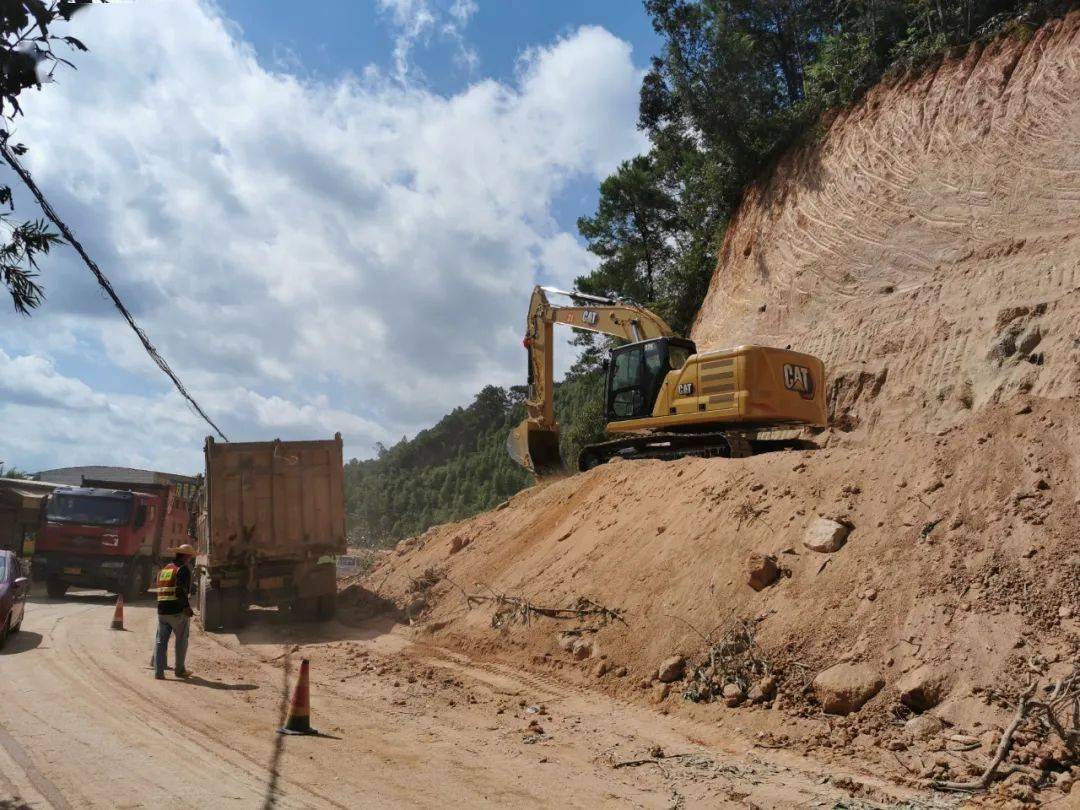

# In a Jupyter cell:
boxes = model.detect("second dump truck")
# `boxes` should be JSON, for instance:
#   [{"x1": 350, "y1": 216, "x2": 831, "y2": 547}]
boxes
[
  {"x1": 194, "y1": 435, "x2": 346, "y2": 631},
  {"x1": 33, "y1": 479, "x2": 193, "y2": 600}
]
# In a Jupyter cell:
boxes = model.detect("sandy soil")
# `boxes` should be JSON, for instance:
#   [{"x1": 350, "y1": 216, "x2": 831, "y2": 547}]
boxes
[{"x1": 0, "y1": 592, "x2": 938, "y2": 809}]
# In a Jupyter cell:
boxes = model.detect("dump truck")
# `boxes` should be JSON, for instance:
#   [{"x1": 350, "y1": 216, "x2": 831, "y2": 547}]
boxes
[
  {"x1": 194, "y1": 435, "x2": 346, "y2": 631},
  {"x1": 33, "y1": 481, "x2": 192, "y2": 600},
  {"x1": 507, "y1": 286, "x2": 827, "y2": 474}
]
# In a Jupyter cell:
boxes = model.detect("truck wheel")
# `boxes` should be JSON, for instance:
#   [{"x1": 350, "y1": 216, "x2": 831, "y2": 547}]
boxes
[
  {"x1": 291, "y1": 596, "x2": 318, "y2": 622},
  {"x1": 123, "y1": 561, "x2": 150, "y2": 603},
  {"x1": 46, "y1": 577, "x2": 69, "y2": 599},
  {"x1": 198, "y1": 575, "x2": 223, "y2": 632},
  {"x1": 316, "y1": 593, "x2": 336, "y2": 621},
  {"x1": 220, "y1": 591, "x2": 245, "y2": 631}
]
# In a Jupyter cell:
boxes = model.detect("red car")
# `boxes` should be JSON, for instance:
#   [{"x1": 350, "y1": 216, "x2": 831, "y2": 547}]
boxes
[{"x1": 0, "y1": 550, "x2": 29, "y2": 648}]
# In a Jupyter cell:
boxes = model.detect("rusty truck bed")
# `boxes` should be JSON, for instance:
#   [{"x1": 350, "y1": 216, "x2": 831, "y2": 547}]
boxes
[{"x1": 198, "y1": 435, "x2": 346, "y2": 567}]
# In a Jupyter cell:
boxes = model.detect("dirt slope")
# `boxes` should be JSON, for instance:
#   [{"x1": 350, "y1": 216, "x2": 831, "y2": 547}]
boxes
[
  {"x1": 694, "y1": 11, "x2": 1080, "y2": 436},
  {"x1": 364, "y1": 12, "x2": 1080, "y2": 804}
]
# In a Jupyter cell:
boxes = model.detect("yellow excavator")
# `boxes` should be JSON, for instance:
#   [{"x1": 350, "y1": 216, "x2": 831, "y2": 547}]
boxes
[{"x1": 506, "y1": 286, "x2": 827, "y2": 474}]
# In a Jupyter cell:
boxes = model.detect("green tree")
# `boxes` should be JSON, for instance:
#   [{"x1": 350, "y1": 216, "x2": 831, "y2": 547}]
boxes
[
  {"x1": 577, "y1": 154, "x2": 681, "y2": 305},
  {"x1": 0, "y1": 0, "x2": 99, "y2": 313}
]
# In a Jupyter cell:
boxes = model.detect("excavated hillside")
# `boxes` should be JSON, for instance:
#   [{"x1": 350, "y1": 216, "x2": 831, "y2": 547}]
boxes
[
  {"x1": 358, "y1": 13, "x2": 1080, "y2": 802},
  {"x1": 694, "y1": 11, "x2": 1080, "y2": 434}
]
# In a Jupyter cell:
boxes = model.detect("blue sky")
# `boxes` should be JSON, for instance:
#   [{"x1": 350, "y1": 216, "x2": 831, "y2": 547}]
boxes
[
  {"x1": 0, "y1": 0, "x2": 658, "y2": 474},
  {"x1": 219, "y1": 0, "x2": 660, "y2": 231}
]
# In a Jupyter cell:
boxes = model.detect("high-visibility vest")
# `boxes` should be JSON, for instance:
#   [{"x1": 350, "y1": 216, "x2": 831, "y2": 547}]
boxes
[{"x1": 156, "y1": 563, "x2": 180, "y2": 602}]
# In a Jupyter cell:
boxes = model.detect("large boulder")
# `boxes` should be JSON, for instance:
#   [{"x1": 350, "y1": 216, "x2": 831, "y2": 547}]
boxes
[
  {"x1": 803, "y1": 518, "x2": 851, "y2": 553},
  {"x1": 813, "y1": 663, "x2": 884, "y2": 715},
  {"x1": 747, "y1": 553, "x2": 780, "y2": 591},
  {"x1": 897, "y1": 665, "x2": 952, "y2": 711},
  {"x1": 657, "y1": 655, "x2": 686, "y2": 683}
]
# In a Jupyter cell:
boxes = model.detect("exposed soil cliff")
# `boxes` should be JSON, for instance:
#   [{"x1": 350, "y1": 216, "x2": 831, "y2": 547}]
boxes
[{"x1": 694, "y1": 12, "x2": 1080, "y2": 437}]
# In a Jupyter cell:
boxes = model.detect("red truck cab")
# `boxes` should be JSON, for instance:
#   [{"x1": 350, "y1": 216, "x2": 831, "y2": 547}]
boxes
[{"x1": 33, "y1": 483, "x2": 190, "y2": 600}]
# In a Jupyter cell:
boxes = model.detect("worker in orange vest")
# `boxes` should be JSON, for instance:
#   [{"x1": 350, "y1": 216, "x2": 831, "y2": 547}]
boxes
[{"x1": 154, "y1": 543, "x2": 195, "y2": 680}]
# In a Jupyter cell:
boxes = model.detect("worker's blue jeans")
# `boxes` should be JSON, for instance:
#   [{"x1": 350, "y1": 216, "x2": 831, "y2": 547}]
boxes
[{"x1": 154, "y1": 613, "x2": 189, "y2": 677}]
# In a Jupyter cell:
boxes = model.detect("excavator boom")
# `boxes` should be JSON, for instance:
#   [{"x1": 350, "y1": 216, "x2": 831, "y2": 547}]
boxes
[{"x1": 507, "y1": 286, "x2": 674, "y2": 474}]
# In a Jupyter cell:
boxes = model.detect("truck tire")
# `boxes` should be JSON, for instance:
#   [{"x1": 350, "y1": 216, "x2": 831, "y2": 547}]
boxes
[
  {"x1": 123, "y1": 560, "x2": 150, "y2": 603},
  {"x1": 46, "y1": 577, "x2": 69, "y2": 599},
  {"x1": 291, "y1": 596, "x2": 318, "y2": 622},
  {"x1": 220, "y1": 591, "x2": 245, "y2": 631},
  {"x1": 198, "y1": 575, "x2": 223, "y2": 632},
  {"x1": 316, "y1": 593, "x2": 336, "y2": 621}
]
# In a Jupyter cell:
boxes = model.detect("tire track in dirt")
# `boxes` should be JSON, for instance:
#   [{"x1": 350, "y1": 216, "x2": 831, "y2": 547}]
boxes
[
  {"x1": 0, "y1": 725, "x2": 70, "y2": 810},
  {"x1": 57, "y1": 608, "x2": 348, "y2": 809}
]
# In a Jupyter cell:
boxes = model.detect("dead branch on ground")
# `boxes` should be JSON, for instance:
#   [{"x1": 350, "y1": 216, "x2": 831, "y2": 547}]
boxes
[
  {"x1": 933, "y1": 671, "x2": 1079, "y2": 793},
  {"x1": 466, "y1": 586, "x2": 626, "y2": 629},
  {"x1": 734, "y1": 500, "x2": 766, "y2": 529},
  {"x1": 612, "y1": 753, "x2": 695, "y2": 769},
  {"x1": 682, "y1": 617, "x2": 773, "y2": 703},
  {"x1": 407, "y1": 566, "x2": 444, "y2": 594}
]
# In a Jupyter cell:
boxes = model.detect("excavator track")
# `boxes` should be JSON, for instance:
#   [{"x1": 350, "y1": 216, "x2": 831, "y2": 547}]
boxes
[{"x1": 577, "y1": 431, "x2": 753, "y2": 472}]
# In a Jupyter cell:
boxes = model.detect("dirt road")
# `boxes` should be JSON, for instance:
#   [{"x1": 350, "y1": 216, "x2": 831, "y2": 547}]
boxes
[{"x1": 0, "y1": 592, "x2": 943, "y2": 809}]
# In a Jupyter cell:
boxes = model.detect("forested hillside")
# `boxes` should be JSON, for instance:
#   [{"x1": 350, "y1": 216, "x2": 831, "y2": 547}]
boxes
[
  {"x1": 344, "y1": 371, "x2": 606, "y2": 546},
  {"x1": 345, "y1": 0, "x2": 1072, "y2": 548}
]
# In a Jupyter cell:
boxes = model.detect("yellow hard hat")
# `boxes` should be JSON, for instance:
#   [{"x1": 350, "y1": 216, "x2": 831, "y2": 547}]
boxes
[{"x1": 173, "y1": 543, "x2": 197, "y2": 556}]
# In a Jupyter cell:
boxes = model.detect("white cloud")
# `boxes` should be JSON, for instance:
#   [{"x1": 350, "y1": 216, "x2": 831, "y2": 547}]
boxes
[
  {"x1": 0, "y1": 350, "x2": 108, "y2": 411},
  {"x1": 0, "y1": 1, "x2": 646, "y2": 473},
  {"x1": 377, "y1": 0, "x2": 478, "y2": 81}
]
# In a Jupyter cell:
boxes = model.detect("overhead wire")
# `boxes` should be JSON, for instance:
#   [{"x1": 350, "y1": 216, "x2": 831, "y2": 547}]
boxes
[{"x1": 0, "y1": 136, "x2": 229, "y2": 442}]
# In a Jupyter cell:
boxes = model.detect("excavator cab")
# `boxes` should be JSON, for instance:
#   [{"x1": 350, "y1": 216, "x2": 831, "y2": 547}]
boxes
[{"x1": 606, "y1": 337, "x2": 696, "y2": 422}]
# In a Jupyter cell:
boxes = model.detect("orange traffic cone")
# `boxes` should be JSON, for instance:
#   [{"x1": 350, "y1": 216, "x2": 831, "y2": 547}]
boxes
[
  {"x1": 110, "y1": 594, "x2": 125, "y2": 631},
  {"x1": 278, "y1": 659, "x2": 317, "y2": 736}
]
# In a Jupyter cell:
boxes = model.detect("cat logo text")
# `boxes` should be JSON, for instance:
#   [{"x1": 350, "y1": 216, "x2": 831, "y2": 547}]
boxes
[{"x1": 782, "y1": 364, "x2": 814, "y2": 399}]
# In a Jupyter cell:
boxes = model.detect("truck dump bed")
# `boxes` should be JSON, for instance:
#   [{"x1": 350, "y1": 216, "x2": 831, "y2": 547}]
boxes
[{"x1": 199, "y1": 435, "x2": 346, "y2": 567}]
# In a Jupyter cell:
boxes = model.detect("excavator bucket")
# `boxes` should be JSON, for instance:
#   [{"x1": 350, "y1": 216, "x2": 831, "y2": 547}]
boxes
[{"x1": 506, "y1": 419, "x2": 564, "y2": 476}]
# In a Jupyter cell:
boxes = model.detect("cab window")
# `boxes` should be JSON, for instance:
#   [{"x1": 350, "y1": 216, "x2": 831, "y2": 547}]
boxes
[
  {"x1": 611, "y1": 346, "x2": 642, "y2": 390},
  {"x1": 668, "y1": 345, "x2": 690, "y2": 370},
  {"x1": 610, "y1": 347, "x2": 644, "y2": 419}
]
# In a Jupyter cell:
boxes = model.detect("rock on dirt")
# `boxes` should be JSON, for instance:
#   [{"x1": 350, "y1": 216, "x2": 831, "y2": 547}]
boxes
[
  {"x1": 747, "y1": 552, "x2": 780, "y2": 591},
  {"x1": 813, "y1": 663, "x2": 884, "y2": 715},
  {"x1": 556, "y1": 632, "x2": 577, "y2": 652},
  {"x1": 747, "y1": 675, "x2": 777, "y2": 703},
  {"x1": 448, "y1": 535, "x2": 471, "y2": 554},
  {"x1": 803, "y1": 518, "x2": 850, "y2": 553},
  {"x1": 657, "y1": 656, "x2": 686, "y2": 683},
  {"x1": 572, "y1": 638, "x2": 599, "y2": 660},
  {"x1": 897, "y1": 665, "x2": 952, "y2": 711},
  {"x1": 722, "y1": 683, "x2": 745, "y2": 707},
  {"x1": 905, "y1": 713, "x2": 946, "y2": 740}
]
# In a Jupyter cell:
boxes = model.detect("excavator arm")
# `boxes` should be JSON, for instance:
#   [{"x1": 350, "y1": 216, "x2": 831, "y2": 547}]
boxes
[{"x1": 508, "y1": 286, "x2": 674, "y2": 474}]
